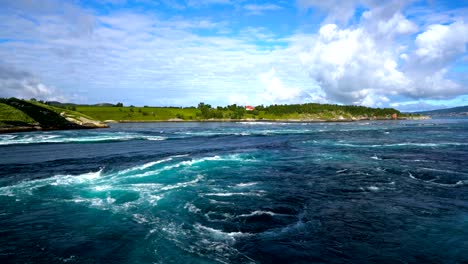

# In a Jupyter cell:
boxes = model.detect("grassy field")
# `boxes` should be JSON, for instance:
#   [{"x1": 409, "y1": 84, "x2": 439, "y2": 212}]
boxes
[
  {"x1": 0, "y1": 98, "x2": 107, "y2": 131},
  {"x1": 72, "y1": 105, "x2": 404, "y2": 122},
  {"x1": 1, "y1": 98, "x2": 418, "y2": 127},
  {"x1": 72, "y1": 106, "x2": 297, "y2": 121},
  {"x1": 0, "y1": 103, "x2": 36, "y2": 126},
  {"x1": 29, "y1": 101, "x2": 97, "y2": 121},
  {"x1": 74, "y1": 106, "x2": 200, "y2": 121}
]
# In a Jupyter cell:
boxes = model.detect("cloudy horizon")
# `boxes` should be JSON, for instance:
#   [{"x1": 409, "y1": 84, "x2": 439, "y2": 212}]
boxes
[{"x1": 0, "y1": 0, "x2": 467, "y2": 111}]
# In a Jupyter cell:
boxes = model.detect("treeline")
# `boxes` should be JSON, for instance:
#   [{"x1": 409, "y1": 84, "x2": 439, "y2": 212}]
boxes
[
  {"x1": 259, "y1": 103, "x2": 400, "y2": 117},
  {"x1": 5, "y1": 98, "x2": 407, "y2": 121},
  {"x1": 196, "y1": 103, "x2": 248, "y2": 119},
  {"x1": 196, "y1": 102, "x2": 402, "y2": 119}
]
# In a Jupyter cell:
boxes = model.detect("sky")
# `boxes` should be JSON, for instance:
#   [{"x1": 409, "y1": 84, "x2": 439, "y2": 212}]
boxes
[{"x1": 0, "y1": 0, "x2": 467, "y2": 111}]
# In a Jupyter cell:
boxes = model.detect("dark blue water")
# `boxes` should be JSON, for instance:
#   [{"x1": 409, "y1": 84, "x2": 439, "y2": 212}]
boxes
[{"x1": 1, "y1": 119, "x2": 467, "y2": 263}]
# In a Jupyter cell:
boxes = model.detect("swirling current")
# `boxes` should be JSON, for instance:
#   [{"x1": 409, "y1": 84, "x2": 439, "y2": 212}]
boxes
[{"x1": 0, "y1": 119, "x2": 467, "y2": 263}]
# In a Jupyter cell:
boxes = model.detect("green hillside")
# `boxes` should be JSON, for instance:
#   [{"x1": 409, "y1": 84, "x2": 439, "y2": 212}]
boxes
[
  {"x1": 0, "y1": 103, "x2": 36, "y2": 126},
  {"x1": 1, "y1": 98, "x2": 422, "y2": 133},
  {"x1": 72, "y1": 102, "x2": 415, "y2": 122},
  {"x1": 0, "y1": 98, "x2": 108, "y2": 132},
  {"x1": 74, "y1": 106, "x2": 199, "y2": 121},
  {"x1": 415, "y1": 105, "x2": 468, "y2": 117}
]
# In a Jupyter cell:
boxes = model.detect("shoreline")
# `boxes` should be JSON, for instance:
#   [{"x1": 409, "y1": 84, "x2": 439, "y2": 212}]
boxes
[
  {"x1": 0, "y1": 117, "x2": 431, "y2": 134},
  {"x1": 111, "y1": 116, "x2": 429, "y2": 123},
  {"x1": 0, "y1": 125, "x2": 105, "y2": 134}
]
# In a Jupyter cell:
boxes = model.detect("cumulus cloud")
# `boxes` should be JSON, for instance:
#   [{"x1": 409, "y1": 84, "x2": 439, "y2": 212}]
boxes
[
  {"x1": 0, "y1": 63, "x2": 66, "y2": 101},
  {"x1": 259, "y1": 68, "x2": 303, "y2": 102},
  {"x1": 0, "y1": 1, "x2": 313, "y2": 106},
  {"x1": 297, "y1": 1, "x2": 468, "y2": 107},
  {"x1": 412, "y1": 22, "x2": 468, "y2": 70},
  {"x1": 0, "y1": 0, "x2": 466, "y2": 108}
]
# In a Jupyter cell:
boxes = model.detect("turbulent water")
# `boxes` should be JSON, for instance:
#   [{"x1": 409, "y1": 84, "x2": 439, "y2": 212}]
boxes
[{"x1": 1, "y1": 119, "x2": 467, "y2": 263}]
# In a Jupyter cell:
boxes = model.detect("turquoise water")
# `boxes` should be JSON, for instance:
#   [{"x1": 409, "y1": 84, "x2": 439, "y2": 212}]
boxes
[{"x1": 1, "y1": 119, "x2": 467, "y2": 263}]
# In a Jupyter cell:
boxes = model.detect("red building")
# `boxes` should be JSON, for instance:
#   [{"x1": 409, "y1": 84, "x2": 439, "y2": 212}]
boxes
[{"x1": 245, "y1": 106, "x2": 255, "y2": 111}]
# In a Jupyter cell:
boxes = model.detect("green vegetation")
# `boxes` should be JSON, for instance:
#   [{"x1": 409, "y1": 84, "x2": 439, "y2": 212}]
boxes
[
  {"x1": 1, "y1": 98, "x2": 422, "y2": 133},
  {"x1": 74, "y1": 106, "x2": 199, "y2": 121},
  {"x1": 0, "y1": 98, "x2": 107, "y2": 132},
  {"x1": 0, "y1": 98, "x2": 76, "y2": 129},
  {"x1": 0, "y1": 103, "x2": 36, "y2": 126},
  {"x1": 260, "y1": 103, "x2": 403, "y2": 119},
  {"x1": 29, "y1": 100, "x2": 97, "y2": 121},
  {"x1": 70, "y1": 102, "x2": 415, "y2": 122}
]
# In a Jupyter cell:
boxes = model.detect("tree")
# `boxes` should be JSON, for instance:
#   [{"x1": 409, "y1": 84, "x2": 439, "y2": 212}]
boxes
[
  {"x1": 115, "y1": 102, "x2": 123, "y2": 107},
  {"x1": 197, "y1": 102, "x2": 212, "y2": 119}
]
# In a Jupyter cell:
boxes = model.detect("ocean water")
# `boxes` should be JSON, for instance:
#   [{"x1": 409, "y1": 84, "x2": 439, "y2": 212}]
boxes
[{"x1": 1, "y1": 119, "x2": 467, "y2": 263}]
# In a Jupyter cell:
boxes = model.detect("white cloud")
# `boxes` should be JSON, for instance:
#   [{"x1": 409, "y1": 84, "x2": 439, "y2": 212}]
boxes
[
  {"x1": 299, "y1": 22, "x2": 407, "y2": 105},
  {"x1": 0, "y1": 63, "x2": 67, "y2": 101},
  {"x1": 243, "y1": 4, "x2": 282, "y2": 15},
  {"x1": 0, "y1": 0, "x2": 466, "y2": 109},
  {"x1": 296, "y1": 1, "x2": 468, "y2": 106},
  {"x1": 413, "y1": 22, "x2": 468, "y2": 68},
  {"x1": 297, "y1": 0, "x2": 365, "y2": 24},
  {"x1": 259, "y1": 68, "x2": 302, "y2": 102}
]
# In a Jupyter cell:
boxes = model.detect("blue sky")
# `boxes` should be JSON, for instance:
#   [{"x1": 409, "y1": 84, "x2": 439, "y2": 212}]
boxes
[{"x1": 0, "y1": 0, "x2": 467, "y2": 111}]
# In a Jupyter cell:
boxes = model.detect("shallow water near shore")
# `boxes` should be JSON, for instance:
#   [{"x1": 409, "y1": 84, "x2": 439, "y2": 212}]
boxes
[{"x1": 1, "y1": 119, "x2": 467, "y2": 263}]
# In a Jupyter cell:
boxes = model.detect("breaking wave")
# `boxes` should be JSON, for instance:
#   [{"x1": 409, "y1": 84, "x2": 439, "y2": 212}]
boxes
[{"x1": 0, "y1": 132, "x2": 166, "y2": 145}]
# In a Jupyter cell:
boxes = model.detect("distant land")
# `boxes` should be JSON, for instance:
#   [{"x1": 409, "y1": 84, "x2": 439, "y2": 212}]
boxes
[
  {"x1": 414, "y1": 105, "x2": 468, "y2": 117},
  {"x1": 0, "y1": 98, "x2": 426, "y2": 133},
  {"x1": 0, "y1": 98, "x2": 108, "y2": 133}
]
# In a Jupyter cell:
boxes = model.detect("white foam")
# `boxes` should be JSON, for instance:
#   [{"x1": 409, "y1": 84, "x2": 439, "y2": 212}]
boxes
[
  {"x1": 132, "y1": 155, "x2": 247, "y2": 177},
  {"x1": 145, "y1": 136, "x2": 166, "y2": 141},
  {"x1": 236, "y1": 211, "x2": 280, "y2": 218},
  {"x1": 118, "y1": 158, "x2": 173, "y2": 175},
  {"x1": 239, "y1": 122, "x2": 291, "y2": 125},
  {"x1": 207, "y1": 199, "x2": 233, "y2": 205},
  {"x1": 370, "y1": 155, "x2": 382, "y2": 160},
  {"x1": 367, "y1": 186, "x2": 380, "y2": 191},
  {"x1": 171, "y1": 154, "x2": 189, "y2": 158},
  {"x1": 407, "y1": 172, "x2": 468, "y2": 187},
  {"x1": 235, "y1": 182, "x2": 258, "y2": 188},
  {"x1": 146, "y1": 194, "x2": 164, "y2": 205},
  {"x1": 160, "y1": 175, "x2": 203, "y2": 191},
  {"x1": 455, "y1": 180, "x2": 468, "y2": 186},
  {"x1": 0, "y1": 133, "x2": 167, "y2": 145},
  {"x1": 194, "y1": 223, "x2": 250, "y2": 241},
  {"x1": 106, "y1": 196, "x2": 116, "y2": 204},
  {"x1": 79, "y1": 169, "x2": 102, "y2": 180},
  {"x1": 184, "y1": 202, "x2": 202, "y2": 214},
  {"x1": 203, "y1": 192, "x2": 264, "y2": 197},
  {"x1": 52, "y1": 168, "x2": 103, "y2": 185},
  {"x1": 133, "y1": 213, "x2": 149, "y2": 224},
  {"x1": 94, "y1": 185, "x2": 112, "y2": 191}
]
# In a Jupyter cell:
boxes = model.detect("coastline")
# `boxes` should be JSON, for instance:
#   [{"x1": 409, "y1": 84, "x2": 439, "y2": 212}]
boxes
[
  {"x1": 0, "y1": 125, "x2": 107, "y2": 134},
  {"x1": 110, "y1": 116, "x2": 430, "y2": 123},
  {"x1": 0, "y1": 116, "x2": 430, "y2": 134}
]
